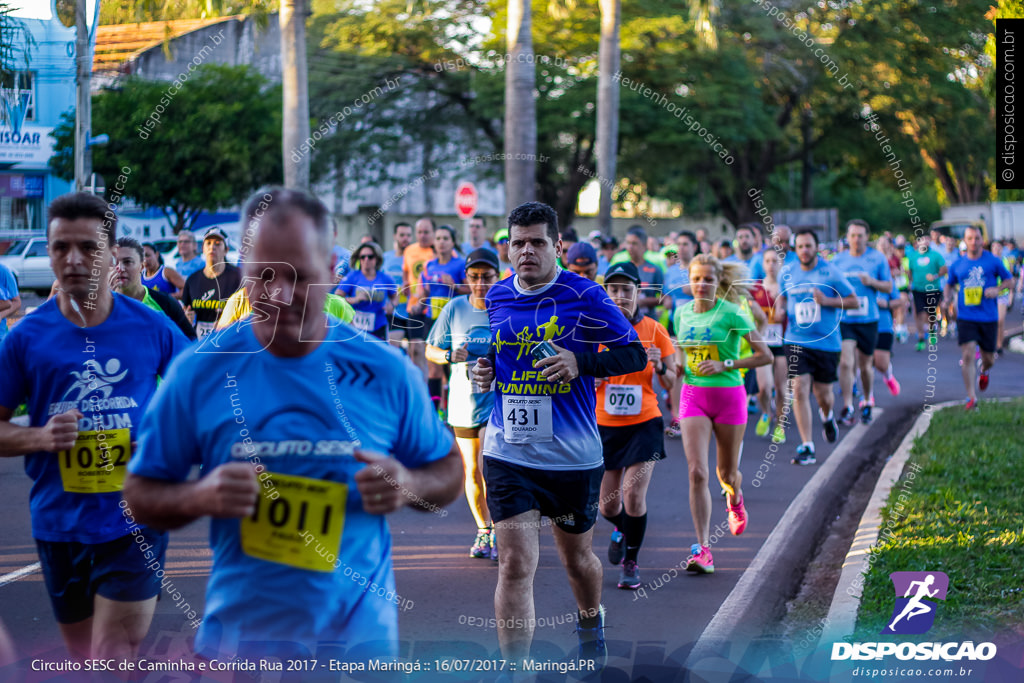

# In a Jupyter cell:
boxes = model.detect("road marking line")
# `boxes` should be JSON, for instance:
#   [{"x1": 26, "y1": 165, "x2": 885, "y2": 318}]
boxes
[{"x1": 0, "y1": 562, "x2": 41, "y2": 587}]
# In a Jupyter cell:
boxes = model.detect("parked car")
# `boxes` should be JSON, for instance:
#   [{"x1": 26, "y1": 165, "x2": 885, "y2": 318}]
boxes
[{"x1": 0, "y1": 237, "x2": 55, "y2": 294}]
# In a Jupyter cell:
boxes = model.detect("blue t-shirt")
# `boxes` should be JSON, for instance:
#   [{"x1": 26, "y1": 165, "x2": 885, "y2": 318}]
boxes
[
  {"x1": 0, "y1": 262, "x2": 17, "y2": 339},
  {"x1": 381, "y1": 250, "x2": 406, "y2": 316},
  {"x1": 877, "y1": 287, "x2": 901, "y2": 335},
  {"x1": 830, "y1": 247, "x2": 892, "y2": 324},
  {"x1": 482, "y1": 270, "x2": 639, "y2": 471},
  {"x1": 421, "y1": 257, "x2": 467, "y2": 319},
  {"x1": 0, "y1": 295, "x2": 188, "y2": 543},
  {"x1": 664, "y1": 262, "x2": 692, "y2": 307},
  {"x1": 130, "y1": 323, "x2": 453, "y2": 658},
  {"x1": 724, "y1": 251, "x2": 760, "y2": 272},
  {"x1": 427, "y1": 296, "x2": 494, "y2": 428},
  {"x1": 336, "y1": 270, "x2": 397, "y2": 332},
  {"x1": 946, "y1": 252, "x2": 1014, "y2": 322},
  {"x1": 779, "y1": 258, "x2": 855, "y2": 352},
  {"x1": 751, "y1": 250, "x2": 798, "y2": 280},
  {"x1": 461, "y1": 241, "x2": 496, "y2": 256},
  {"x1": 177, "y1": 255, "x2": 206, "y2": 279}
]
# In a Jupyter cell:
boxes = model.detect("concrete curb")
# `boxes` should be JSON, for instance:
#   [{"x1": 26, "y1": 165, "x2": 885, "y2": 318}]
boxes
[
  {"x1": 818, "y1": 403, "x2": 947, "y2": 642},
  {"x1": 821, "y1": 396, "x2": 1021, "y2": 644},
  {"x1": 684, "y1": 409, "x2": 884, "y2": 667}
]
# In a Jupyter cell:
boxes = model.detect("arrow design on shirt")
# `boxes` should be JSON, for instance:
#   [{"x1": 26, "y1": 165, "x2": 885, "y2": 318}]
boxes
[{"x1": 333, "y1": 362, "x2": 377, "y2": 388}]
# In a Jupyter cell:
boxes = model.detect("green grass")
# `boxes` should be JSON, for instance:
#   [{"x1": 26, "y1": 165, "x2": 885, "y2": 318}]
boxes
[{"x1": 853, "y1": 398, "x2": 1024, "y2": 640}]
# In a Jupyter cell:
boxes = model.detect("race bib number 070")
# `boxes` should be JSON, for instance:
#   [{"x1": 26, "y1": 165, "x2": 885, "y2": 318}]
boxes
[
  {"x1": 58, "y1": 428, "x2": 131, "y2": 494},
  {"x1": 241, "y1": 473, "x2": 347, "y2": 573}
]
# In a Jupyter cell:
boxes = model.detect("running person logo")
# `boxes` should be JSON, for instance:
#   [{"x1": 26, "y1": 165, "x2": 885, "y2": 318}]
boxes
[
  {"x1": 62, "y1": 359, "x2": 130, "y2": 402},
  {"x1": 882, "y1": 571, "x2": 949, "y2": 635}
]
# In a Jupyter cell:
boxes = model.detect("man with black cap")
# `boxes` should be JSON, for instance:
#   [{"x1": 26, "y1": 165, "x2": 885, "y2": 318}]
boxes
[
  {"x1": 565, "y1": 242, "x2": 602, "y2": 283},
  {"x1": 181, "y1": 226, "x2": 243, "y2": 338},
  {"x1": 426, "y1": 248, "x2": 500, "y2": 560}
]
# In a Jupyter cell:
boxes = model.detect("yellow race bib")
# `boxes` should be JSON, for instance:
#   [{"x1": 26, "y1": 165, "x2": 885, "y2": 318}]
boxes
[
  {"x1": 241, "y1": 473, "x2": 347, "y2": 573},
  {"x1": 58, "y1": 429, "x2": 131, "y2": 494},
  {"x1": 964, "y1": 287, "x2": 983, "y2": 306},
  {"x1": 686, "y1": 345, "x2": 721, "y2": 376},
  {"x1": 430, "y1": 297, "x2": 451, "y2": 319}
]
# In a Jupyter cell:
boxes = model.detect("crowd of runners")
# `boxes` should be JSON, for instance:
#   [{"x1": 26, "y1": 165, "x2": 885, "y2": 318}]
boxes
[{"x1": 0, "y1": 189, "x2": 1018, "y2": 673}]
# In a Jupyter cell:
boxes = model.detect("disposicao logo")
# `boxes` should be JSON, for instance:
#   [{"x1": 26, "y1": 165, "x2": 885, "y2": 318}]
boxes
[
  {"x1": 882, "y1": 571, "x2": 948, "y2": 635},
  {"x1": 831, "y1": 570, "x2": 997, "y2": 662}
]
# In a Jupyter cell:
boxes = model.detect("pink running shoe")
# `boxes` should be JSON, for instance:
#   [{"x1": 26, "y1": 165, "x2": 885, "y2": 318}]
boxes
[
  {"x1": 727, "y1": 494, "x2": 747, "y2": 536},
  {"x1": 686, "y1": 544, "x2": 715, "y2": 574},
  {"x1": 884, "y1": 375, "x2": 901, "y2": 396}
]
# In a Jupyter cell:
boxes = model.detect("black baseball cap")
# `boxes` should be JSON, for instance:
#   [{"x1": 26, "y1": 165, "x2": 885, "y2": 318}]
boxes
[
  {"x1": 465, "y1": 248, "x2": 500, "y2": 271},
  {"x1": 603, "y1": 261, "x2": 641, "y2": 284}
]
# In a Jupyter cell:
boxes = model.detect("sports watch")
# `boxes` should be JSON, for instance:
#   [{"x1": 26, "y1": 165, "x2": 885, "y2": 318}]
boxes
[{"x1": 724, "y1": 359, "x2": 735, "y2": 368}]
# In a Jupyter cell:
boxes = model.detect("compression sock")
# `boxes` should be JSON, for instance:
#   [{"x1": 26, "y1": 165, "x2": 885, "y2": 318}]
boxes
[{"x1": 623, "y1": 513, "x2": 648, "y2": 563}]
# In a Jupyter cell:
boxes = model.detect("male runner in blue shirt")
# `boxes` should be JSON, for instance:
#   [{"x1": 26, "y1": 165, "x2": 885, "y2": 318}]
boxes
[
  {"x1": 472, "y1": 202, "x2": 646, "y2": 666},
  {"x1": 944, "y1": 225, "x2": 1015, "y2": 410},
  {"x1": 124, "y1": 188, "x2": 463, "y2": 660},
  {"x1": 0, "y1": 192, "x2": 188, "y2": 662}
]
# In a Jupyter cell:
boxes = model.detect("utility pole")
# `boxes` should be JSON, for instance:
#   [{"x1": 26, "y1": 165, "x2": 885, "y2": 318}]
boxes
[{"x1": 74, "y1": 0, "x2": 90, "y2": 192}]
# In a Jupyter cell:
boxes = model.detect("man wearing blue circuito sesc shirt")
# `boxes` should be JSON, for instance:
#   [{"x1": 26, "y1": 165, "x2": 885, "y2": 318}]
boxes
[
  {"x1": 775, "y1": 228, "x2": 859, "y2": 466},
  {"x1": 123, "y1": 187, "x2": 463, "y2": 661},
  {"x1": 943, "y1": 224, "x2": 1015, "y2": 411}
]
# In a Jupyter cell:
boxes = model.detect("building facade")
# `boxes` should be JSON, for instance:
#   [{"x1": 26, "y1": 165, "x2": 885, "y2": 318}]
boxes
[{"x1": 0, "y1": 0, "x2": 92, "y2": 239}]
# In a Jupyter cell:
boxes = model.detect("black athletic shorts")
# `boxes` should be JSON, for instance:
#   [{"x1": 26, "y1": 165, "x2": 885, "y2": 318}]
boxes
[
  {"x1": 786, "y1": 344, "x2": 840, "y2": 384},
  {"x1": 876, "y1": 332, "x2": 894, "y2": 353},
  {"x1": 599, "y1": 416, "x2": 666, "y2": 471},
  {"x1": 957, "y1": 319, "x2": 998, "y2": 353},
  {"x1": 912, "y1": 290, "x2": 940, "y2": 318},
  {"x1": 840, "y1": 321, "x2": 878, "y2": 356},
  {"x1": 37, "y1": 529, "x2": 168, "y2": 624},
  {"x1": 484, "y1": 457, "x2": 602, "y2": 534},
  {"x1": 769, "y1": 345, "x2": 787, "y2": 357}
]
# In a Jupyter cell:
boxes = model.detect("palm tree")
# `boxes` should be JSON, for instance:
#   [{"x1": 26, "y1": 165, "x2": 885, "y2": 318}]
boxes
[
  {"x1": 596, "y1": 0, "x2": 620, "y2": 233},
  {"x1": 504, "y1": 0, "x2": 536, "y2": 211},
  {"x1": 595, "y1": 0, "x2": 718, "y2": 230},
  {"x1": 281, "y1": 0, "x2": 310, "y2": 189}
]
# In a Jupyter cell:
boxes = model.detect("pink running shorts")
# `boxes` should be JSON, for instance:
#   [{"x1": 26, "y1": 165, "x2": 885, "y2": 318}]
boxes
[{"x1": 678, "y1": 384, "x2": 748, "y2": 425}]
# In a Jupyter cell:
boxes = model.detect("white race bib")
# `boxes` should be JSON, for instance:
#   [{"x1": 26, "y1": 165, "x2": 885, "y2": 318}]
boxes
[
  {"x1": 847, "y1": 296, "x2": 869, "y2": 318},
  {"x1": 351, "y1": 310, "x2": 375, "y2": 332},
  {"x1": 604, "y1": 384, "x2": 642, "y2": 416},
  {"x1": 195, "y1": 321, "x2": 216, "y2": 338},
  {"x1": 764, "y1": 323, "x2": 784, "y2": 347},
  {"x1": 502, "y1": 395, "x2": 553, "y2": 443},
  {"x1": 794, "y1": 300, "x2": 821, "y2": 326}
]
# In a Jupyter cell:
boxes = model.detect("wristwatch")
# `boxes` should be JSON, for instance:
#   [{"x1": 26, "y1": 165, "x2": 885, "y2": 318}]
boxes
[
  {"x1": 656, "y1": 362, "x2": 668, "y2": 376},
  {"x1": 724, "y1": 359, "x2": 735, "y2": 369},
  {"x1": 445, "y1": 350, "x2": 452, "y2": 363}
]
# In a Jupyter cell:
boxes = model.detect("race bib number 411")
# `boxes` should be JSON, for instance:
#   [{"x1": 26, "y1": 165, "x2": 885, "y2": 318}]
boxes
[
  {"x1": 241, "y1": 473, "x2": 347, "y2": 573},
  {"x1": 58, "y1": 428, "x2": 131, "y2": 494}
]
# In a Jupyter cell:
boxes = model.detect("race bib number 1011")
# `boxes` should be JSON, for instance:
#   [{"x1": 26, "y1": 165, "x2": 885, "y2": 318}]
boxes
[{"x1": 241, "y1": 473, "x2": 347, "y2": 573}]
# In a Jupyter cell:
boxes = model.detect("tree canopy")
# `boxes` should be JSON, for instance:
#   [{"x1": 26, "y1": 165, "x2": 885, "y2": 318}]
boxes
[{"x1": 50, "y1": 64, "x2": 282, "y2": 232}]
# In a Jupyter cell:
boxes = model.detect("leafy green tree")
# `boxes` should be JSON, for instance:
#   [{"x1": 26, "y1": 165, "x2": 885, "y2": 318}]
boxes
[{"x1": 50, "y1": 64, "x2": 282, "y2": 232}]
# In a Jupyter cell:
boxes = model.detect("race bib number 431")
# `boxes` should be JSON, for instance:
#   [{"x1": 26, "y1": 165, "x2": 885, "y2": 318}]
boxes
[
  {"x1": 502, "y1": 395, "x2": 553, "y2": 443},
  {"x1": 58, "y1": 428, "x2": 131, "y2": 494},
  {"x1": 241, "y1": 473, "x2": 347, "y2": 573}
]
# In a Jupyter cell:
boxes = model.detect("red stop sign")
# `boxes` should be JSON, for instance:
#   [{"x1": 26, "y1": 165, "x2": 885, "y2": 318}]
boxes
[{"x1": 455, "y1": 182, "x2": 478, "y2": 219}]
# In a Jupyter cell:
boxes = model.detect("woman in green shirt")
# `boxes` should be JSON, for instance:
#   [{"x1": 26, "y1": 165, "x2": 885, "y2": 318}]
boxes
[{"x1": 673, "y1": 254, "x2": 771, "y2": 574}]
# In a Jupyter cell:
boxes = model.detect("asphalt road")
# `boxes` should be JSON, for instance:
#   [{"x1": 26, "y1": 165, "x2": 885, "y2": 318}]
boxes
[{"x1": 1, "y1": 310, "x2": 1022, "y2": 682}]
